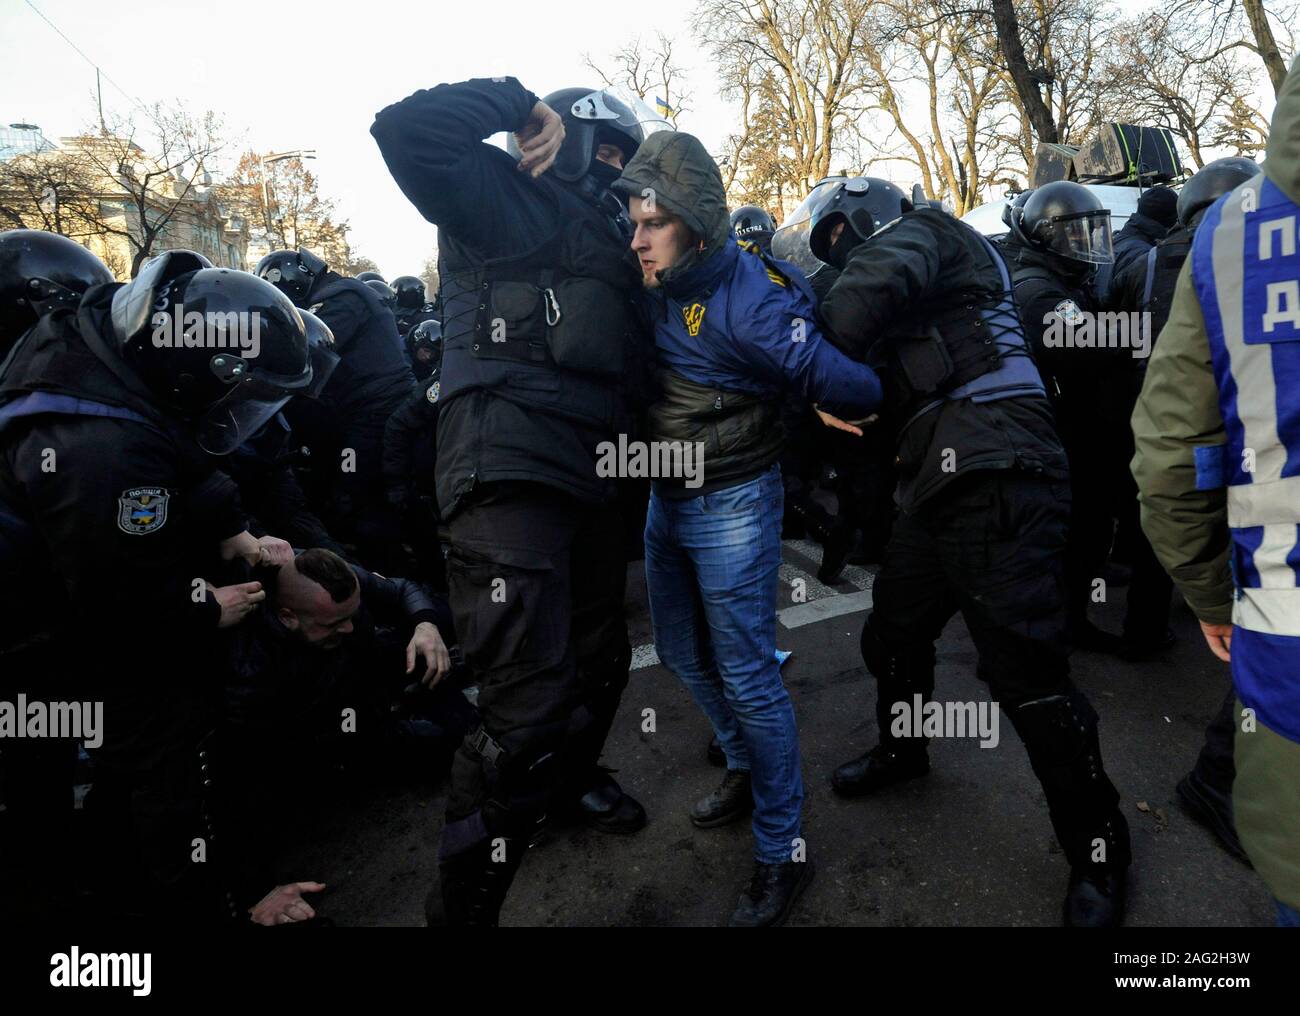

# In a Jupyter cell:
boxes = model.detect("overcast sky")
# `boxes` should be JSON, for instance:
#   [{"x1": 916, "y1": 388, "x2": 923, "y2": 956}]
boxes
[{"x1": 1, "y1": 0, "x2": 735, "y2": 276}]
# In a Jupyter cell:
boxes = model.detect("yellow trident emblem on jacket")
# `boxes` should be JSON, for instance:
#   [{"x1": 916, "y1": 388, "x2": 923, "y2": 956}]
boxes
[{"x1": 683, "y1": 302, "x2": 706, "y2": 337}]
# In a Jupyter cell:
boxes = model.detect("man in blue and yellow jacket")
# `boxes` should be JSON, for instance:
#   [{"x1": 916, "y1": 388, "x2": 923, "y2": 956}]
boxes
[{"x1": 612, "y1": 131, "x2": 882, "y2": 927}]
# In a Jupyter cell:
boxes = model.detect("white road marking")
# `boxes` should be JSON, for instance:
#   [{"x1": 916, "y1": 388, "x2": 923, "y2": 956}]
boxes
[
  {"x1": 777, "y1": 589, "x2": 873, "y2": 629},
  {"x1": 785, "y1": 538, "x2": 876, "y2": 590}
]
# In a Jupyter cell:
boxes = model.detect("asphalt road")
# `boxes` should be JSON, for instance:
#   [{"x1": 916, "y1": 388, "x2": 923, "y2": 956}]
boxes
[{"x1": 285, "y1": 536, "x2": 1274, "y2": 927}]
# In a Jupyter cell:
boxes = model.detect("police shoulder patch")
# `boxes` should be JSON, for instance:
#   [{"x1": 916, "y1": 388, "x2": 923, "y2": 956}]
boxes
[
  {"x1": 1053, "y1": 299, "x2": 1085, "y2": 324},
  {"x1": 426, "y1": 380, "x2": 440, "y2": 404},
  {"x1": 118, "y1": 487, "x2": 170, "y2": 535}
]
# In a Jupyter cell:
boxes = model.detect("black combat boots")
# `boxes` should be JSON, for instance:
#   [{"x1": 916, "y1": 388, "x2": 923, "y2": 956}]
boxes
[
  {"x1": 831, "y1": 743, "x2": 931, "y2": 796},
  {"x1": 1009, "y1": 691, "x2": 1132, "y2": 928},
  {"x1": 561, "y1": 771, "x2": 647, "y2": 835},
  {"x1": 832, "y1": 637, "x2": 935, "y2": 796},
  {"x1": 426, "y1": 835, "x2": 526, "y2": 927}
]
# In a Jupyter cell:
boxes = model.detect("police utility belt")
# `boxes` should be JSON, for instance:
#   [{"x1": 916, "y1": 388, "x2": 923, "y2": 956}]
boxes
[{"x1": 471, "y1": 269, "x2": 627, "y2": 379}]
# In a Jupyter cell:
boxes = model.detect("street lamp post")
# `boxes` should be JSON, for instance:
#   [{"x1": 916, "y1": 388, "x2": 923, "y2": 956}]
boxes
[{"x1": 259, "y1": 148, "x2": 317, "y2": 249}]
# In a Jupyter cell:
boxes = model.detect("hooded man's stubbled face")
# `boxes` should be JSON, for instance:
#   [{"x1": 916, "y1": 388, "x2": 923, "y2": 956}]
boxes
[{"x1": 628, "y1": 197, "x2": 697, "y2": 289}]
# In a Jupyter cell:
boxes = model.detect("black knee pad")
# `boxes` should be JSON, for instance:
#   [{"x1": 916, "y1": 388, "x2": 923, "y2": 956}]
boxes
[
  {"x1": 860, "y1": 616, "x2": 935, "y2": 687},
  {"x1": 860, "y1": 615, "x2": 888, "y2": 675},
  {"x1": 1007, "y1": 689, "x2": 1128, "y2": 868},
  {"x1": 1007, "y1": 689, "x2": 1098, "y2": 767}
]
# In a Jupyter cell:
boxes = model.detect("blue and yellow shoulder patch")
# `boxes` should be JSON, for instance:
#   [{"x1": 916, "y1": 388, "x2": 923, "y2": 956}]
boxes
[{"x1": 739, "y1": 241, "x2": 788, "y2": 287}]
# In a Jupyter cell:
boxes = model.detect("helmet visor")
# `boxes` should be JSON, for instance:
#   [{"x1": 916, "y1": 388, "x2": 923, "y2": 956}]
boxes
[
  {"x1": 305, "y1": 338, "x2": 340, "y2": 399},
  {"x1": 1036, "y1": 211, "x2": 1114, "y2": 265},
  {"x1": 770, "y1": 179, "x2": 845, "y2": 277},
  {"x1": 197, "y1": 388, "x2": 293, "y2": 455},
  {"x1": 293, "y1": 308, "x2": 338, "y2": 399},
  {"x1": 197, "y1": 337, "x2": 318, "y2": 454},
  {"x1": 770, "y1": 216, "x2": 823, "y2": 276},
  {"x1": 571, "y1": 88, "x2": 671, "y2": 136}
]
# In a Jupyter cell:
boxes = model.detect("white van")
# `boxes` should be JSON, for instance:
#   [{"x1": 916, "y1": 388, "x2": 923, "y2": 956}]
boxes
[{"x1": 960, "y1": 183, "x2": 1155, "y2": 238}]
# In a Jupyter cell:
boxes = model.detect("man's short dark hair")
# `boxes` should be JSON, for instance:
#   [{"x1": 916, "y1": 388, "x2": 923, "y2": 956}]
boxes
[{"x1": 294, "y1": 548, "x2": 359, "y2": 603}]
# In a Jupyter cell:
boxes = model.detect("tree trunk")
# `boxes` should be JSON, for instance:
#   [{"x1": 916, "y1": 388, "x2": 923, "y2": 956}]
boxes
[
  {"x1": 990, "y1": 0, "x2": 1058, "y2": 144},
  {"x1": 1242, "y1": 0, "x2": 1289, "y2": 97}
]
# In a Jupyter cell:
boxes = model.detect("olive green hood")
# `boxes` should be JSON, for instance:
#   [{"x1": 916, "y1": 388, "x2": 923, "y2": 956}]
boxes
[
  {"x1": 611, "y1": 131, "x2": 731, "y2": 285},
  {"x1": 1264, "y1": 54, "x2": 1300, "y2": 204}
]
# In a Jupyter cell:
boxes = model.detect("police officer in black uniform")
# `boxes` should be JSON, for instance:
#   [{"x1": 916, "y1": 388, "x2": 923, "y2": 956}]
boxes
[
  {"x1": 1110, "y1": 157, "x2": 1262, "y2": 859},
  {"x1": 218, "y1": 311, "x2": 349, "y2": 560},
  {"x1": 391, "y1": 275, "x2": 439, "y2": 337},
  {"x1": 405, "y1": 317, "x2": 442, "y2": 381},
  {"x1": 371, "y1": 77, "x2": 651, "y2": 926},
  {"x1": 0, "y1": 229, "x2": 114, "y2": 358},
  {"x1": 729, "y1": 204, "x2": 775, "y2": 255},
  {"x1": 365, "y1": 278, "x2": 398, "y2": 310},
  {"x1": 1112, "y1": 159, "x2": 1262, "y2": 339},
  {"x1": 998, "y1": 182, "x2": 1132, "y2": 653},
  {"x1": 1093, "y1": 185, "x2": 1177, "y2": 305},
  {"x1": 1102, "y1": 164, "x2": 1260, "y2": 662},
  {"x1": 0, "y1": 250, "x2": 320, "y2": 923},
  {"x1": 814, "y1": 178, "x2": 1131, "y2": 926},
  {"x1": 355, "y1": 270, "x2": 386, "y2": 285},
  {"x1": 383, "y1": 372, "x2": 446, "y2": 591},
  {"x1": 0, "y1": 230, "x2": 115, "y2": 921},
  {"x1": 256, "y1": 247, "x2": 416, "y2": 575}
]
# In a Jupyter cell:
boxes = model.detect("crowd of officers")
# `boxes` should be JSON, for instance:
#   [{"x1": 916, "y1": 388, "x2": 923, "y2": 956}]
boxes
[
  {"x1": 0, "y1": 68, "x2": 1286, "y2": 928},
  {"x1": 0, "y1": 235, "x2": 462, "y2": 925}
]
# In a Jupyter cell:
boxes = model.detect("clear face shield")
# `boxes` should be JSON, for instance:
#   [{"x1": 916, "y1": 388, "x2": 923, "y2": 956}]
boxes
[
  {"x1": 198, "y1": 388, "x2": 293, "y2": 456},
  {"x1": 197, "y1": 342, "x2": 321, "y2": 455},
  {"x1": 571, "y1": 88, "x2": 674, "y2": 138},
  {"x1": 1036, "y1": 210, "x2": 1114, "y2": 265},
  {"x1": 299, "y1": 310, "x2": 340, "y2": 399},
  {"x1": 770, "y1": 179, "x2": 842, "y2": 277}
]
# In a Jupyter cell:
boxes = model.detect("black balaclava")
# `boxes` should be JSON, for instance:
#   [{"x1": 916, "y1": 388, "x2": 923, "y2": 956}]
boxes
[
  {"x1": 827, "y1": 218, "x2": 868, "y2": 270},
  {"x1": 589, "y1": 158, "x2": 622, "y2": 190}
]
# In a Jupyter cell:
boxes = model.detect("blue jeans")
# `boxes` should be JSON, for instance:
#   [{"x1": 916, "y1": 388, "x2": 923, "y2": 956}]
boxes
[
  {"x1": 1278, "y1": 899, "x2": 1300, "y2": 927},
  {"x1": 644, "y1": 465, "x2": 803, "y2": 864}
]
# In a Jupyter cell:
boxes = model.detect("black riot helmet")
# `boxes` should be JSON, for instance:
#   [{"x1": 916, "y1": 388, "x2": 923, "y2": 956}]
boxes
[
  {"x1": 365, "y1": 278, "x2": 397, "y2": 309},
  {"x1": 296, "y1": 308, "x2": 342, "y2": 399},
  {"x1": 730, "y1": 205, "x2": 776, "y2": 249},
  {"x1": 254, "y1": 247, "x2": 327, "y2": 306},
  {"x1": 408, "y1": 316, "x2": 442, "y2": 358},
  {"x1": 355, "y1": 270, "x2": 386, "y2": 284},
  {"x1": 508, "y1": 87, "x2": 646, "y2": 186},
  {"x1": 391, "y1": 275, "x2": 425, "y2": 309},
  {"x1": 0, "y1": 229, "x2": 115, "y2": 351},
  {"x1": 1177, "y1": 157, "x2": 1262, "y2": 228},
  {"x1": 1020, "y1": 181, "x2": 1114, "y2": 265},
  {"x1": 110, "y1": 251, "x2": 316, "y2": 454},
  {"x1": 1001, "y1": 189, "x2": 1035, "y2": 239},
  {"x1": 773, "y1": 176, "x2": 910, "y2": 274}
]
